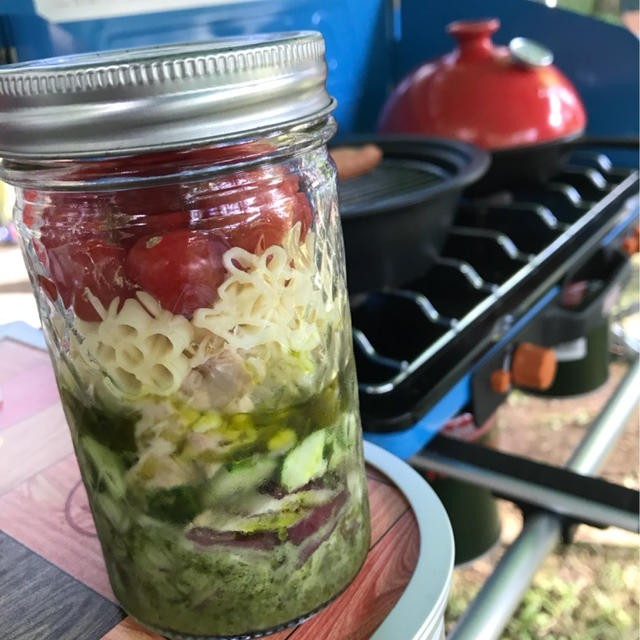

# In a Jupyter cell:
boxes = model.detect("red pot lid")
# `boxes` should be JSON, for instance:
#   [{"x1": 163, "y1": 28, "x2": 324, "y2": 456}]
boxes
[{"x1": 378, "y1": 18, "x2": 587, "y2": 150}]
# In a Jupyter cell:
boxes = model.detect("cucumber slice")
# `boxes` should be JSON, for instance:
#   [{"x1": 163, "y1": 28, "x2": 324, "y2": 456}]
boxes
[
  {"x1": 192, "y1": 506, "x2": 303, "y2": 535},
  {"x1": 281, "y1": 429, "x2": 327, "y2": 492},
  {"x1": 229, "y1": 510, "x2": 302, "y2": 534},
  {"x1": 80, "y1": 436, "x2": 127, "y2": 498},
  {"x1": 204, "y1": 455, "x2": 277, "y2": 505},
  {"x1": 95, "y1": 492, "x2": 130, "y2": 533},
  {"x1": 326, "y1": 414, "x2": 357, "y2": 471}
]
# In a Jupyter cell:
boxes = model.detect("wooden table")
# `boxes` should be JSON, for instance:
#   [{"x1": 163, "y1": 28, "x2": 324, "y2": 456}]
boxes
[{"x1": 0, "y1": 336, "x2": 420, "y2": 640}]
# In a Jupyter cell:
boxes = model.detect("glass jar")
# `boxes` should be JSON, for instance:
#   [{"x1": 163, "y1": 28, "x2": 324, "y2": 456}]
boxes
[{"x1": 0, "y1": 34, "x2": 370, "y2": 639}]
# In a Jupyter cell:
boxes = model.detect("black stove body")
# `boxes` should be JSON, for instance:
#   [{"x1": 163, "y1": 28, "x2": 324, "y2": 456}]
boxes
[{"x1": 356, "y1": 144, "x2": 639, "y2": 459}]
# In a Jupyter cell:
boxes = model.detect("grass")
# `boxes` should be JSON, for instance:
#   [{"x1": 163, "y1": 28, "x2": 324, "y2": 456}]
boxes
[{"x1": 445, "y1": 542, "x2": 640, "y2": 639}]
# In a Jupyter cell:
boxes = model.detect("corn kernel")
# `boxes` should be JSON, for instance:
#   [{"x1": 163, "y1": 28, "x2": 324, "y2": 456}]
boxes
[
  {"x1": 268, "y1": 428, "x2": 297, "y2": 453},
  {"x1": 229, "y1": 413, "x2": 254, "y2": 431},
  {"x1": 192, "y1": 413, "x2": 224, "y2": 433},
  {"x1": 177, "y1": 404, "x2": 200, "y2": 426}
]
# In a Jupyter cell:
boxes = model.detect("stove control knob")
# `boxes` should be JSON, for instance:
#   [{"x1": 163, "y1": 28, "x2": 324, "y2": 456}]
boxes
[
  {"x1": 511, "y1": 342, "x2": 557, "y2": 390},
  {"x1": 622, "y1": 235, "x2": 639, "y2": 255},
  {"x1": 490, "y1": 369, "x2": 511, "y2": 394}
]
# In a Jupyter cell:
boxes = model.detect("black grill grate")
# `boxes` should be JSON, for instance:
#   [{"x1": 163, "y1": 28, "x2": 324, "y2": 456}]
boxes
[{"x1": 350, "y1": 147, "x2": 638, "y2": 431}]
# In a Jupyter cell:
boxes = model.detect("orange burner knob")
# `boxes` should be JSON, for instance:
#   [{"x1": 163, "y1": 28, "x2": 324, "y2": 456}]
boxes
[
  {"x1": 622, "y1": 235, "x2": 639, "y2": 255},
  {"x1": 511, "y1": 342, "x2": 557, "y2": 390},
  {"x1": 490, "y1": 369, "x2": 511, "y2": 394}
]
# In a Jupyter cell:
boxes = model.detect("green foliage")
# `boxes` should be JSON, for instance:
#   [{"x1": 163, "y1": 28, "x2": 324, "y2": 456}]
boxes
[
  {"x1": 445, "y1": 545, "x2": 640, "y2": 639},
  {"x1": 534, "y1": 0, "x2": 624, "y2": 25}
]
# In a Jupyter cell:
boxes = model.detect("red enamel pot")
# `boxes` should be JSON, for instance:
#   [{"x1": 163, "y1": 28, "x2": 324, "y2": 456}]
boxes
[{"x1": 378, "y1": 18, "x2": 588, "y2": 192}]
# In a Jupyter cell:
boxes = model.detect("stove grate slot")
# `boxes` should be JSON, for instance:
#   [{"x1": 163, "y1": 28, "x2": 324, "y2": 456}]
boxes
[
  {"x1": 442, "y1": 227, "x2": 529, "y2": 284},
  {"x1": 350, "y1": 291, "x2": 451, "y2": 362},
  {"x1": 606, "y1": 167, "x2": 636, "y2": 183},
  {"x1": 555, "y1": 167, "x2": 612, "y2": 201},
  {"x1": 353, "y1": 348, "x2": 403, "y2": 385},
  {"x1": 458, "y1": 202, "x2": 560, "y2": 230},
  {"x1": 402, "y1": 262, "x2": 490, "y2": 320},
  {"x1": 568, "y1": 151, "x2": 614, "y2": 174},
  {"x1": 352, "y1": 328, "x2": 408, "y2": 385},
  {"x1": 454, "y1": 204, "x2": 561, "y2": 254},
  {"x1": 449, "y1": 227, "x2": 528, "y2": 260},
  {"x1": 433, "y1": 256, "x2": 497, "y2": 292},
  {"x1": 567, "y1": 153, "x2": 634, "y2": 185},
  {"x1": 512, "y1": 184, "x2": 590, "y2": 224},
  {"x1": 382, "y1": 288, "x2": 456, "y2": 327}
]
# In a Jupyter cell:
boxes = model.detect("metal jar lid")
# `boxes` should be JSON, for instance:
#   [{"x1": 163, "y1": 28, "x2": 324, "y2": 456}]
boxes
[{"x1": 0, "y1": 31, "x2": 335, "y2": 159}]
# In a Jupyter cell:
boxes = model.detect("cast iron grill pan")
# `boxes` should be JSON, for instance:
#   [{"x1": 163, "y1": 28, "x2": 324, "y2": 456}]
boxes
[{"x1": 336, "y1": 136, "x2": 489, "y2": 294}]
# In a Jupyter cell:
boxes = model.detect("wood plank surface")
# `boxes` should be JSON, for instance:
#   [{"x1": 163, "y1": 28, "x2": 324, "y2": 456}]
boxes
[
  {"x1": 0, "y1": 403, "x2": 73, "y2": 495},
  {"x1": 0, "y1": 531, "x2": 123, "y2": 640},
  {"x1": 101, "y1": 618, "x2": 161, "y2": 640},
  {"x1": 0, "y1": 454, "x2": 116, "y2": 601},
  {"x1": 0, "y1": 338, "x2": 49, "y2": 384},
  {"x1": 367, "y1": 473, "x2": 410, "y2": 543},
  {"x1": 366, "y1": 465, "x2": 394, "y2": 486},
  {"x1": 0, "y1": 360, "x2": 60, "y2": 429}
]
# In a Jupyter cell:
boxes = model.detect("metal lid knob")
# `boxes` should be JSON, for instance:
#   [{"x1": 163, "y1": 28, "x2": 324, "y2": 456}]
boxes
[{"x1": 509, "y1": 37, "x2": 554, "y2": 68}]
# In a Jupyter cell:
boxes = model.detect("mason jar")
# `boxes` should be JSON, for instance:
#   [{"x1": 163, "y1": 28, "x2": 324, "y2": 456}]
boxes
[{"x1": 0, "y1": 33, "x2": 370, "y2": 639}]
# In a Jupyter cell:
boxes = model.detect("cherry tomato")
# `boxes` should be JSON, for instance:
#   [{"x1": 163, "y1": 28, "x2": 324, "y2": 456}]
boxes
[
  {"x1": 37, "y1": 275, "x2": 59, "y2": 302},
  {"x1": 110, "y1": 210, "x2": 191, "y2": 247},
  {"x1": 194, "y1": 173, "x2": 312, "y2": 252},
  {"x1": 77, "y1": 142, "x2": 278, "y2": 217},
  {"x1": 126, "y1": 230, "x2": 228, "y2": 316},
  {"x1": 197, "y1": 202, "x2": 290, "y2": 254},
  {"x1": 111, "y1": 184, "x2": 186, "y2": 217},
  {"x1": 47, "y1": 238, "x2": 136, "y2": 321},
  {"x1": 40, "y1": 218, "x2": 98, "y2": 252},
  {"x1": 227, "y1": 191, "x2": 312, "y2": 252},
  {"x1": 37, "y1": 192, "x2": 106, "y2": 252},
  {"x1": 178, "y1": 141, "x2": 277, "y2": 166}
]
